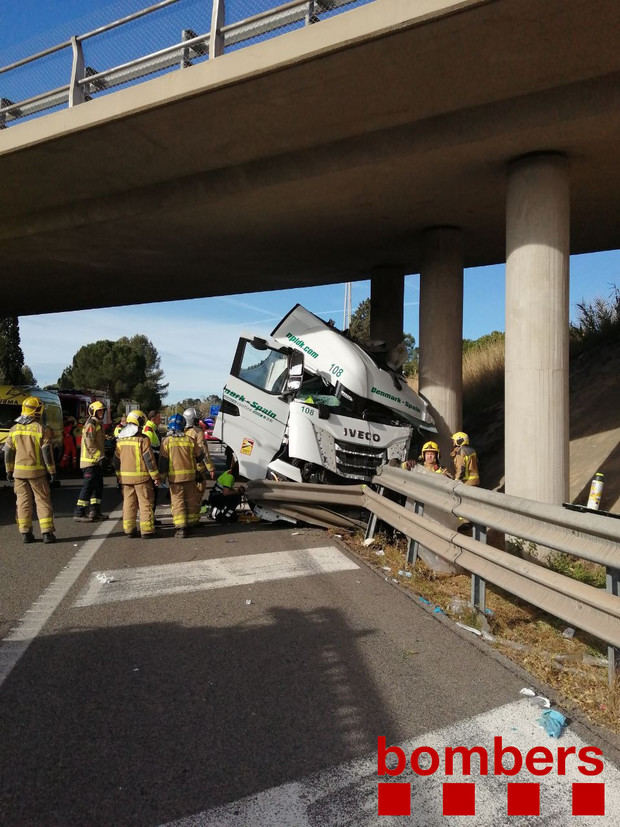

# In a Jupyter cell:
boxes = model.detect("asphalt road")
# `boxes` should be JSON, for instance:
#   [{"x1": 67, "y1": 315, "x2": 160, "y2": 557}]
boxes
[{"x1": 1, "y1": 472, "x2": 619, "y2": 826}]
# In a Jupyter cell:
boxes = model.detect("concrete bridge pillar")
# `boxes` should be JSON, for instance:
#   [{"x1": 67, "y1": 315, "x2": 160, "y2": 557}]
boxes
[
  {"x1": 505, "y1": 153, "x2": 570, "y2": 504},
  {"x1": 370, "y1": 266, "x2": 404, "y2": 352},
  {"x1": 418, "y1": 227, "x2": 464, "y2": 461}
]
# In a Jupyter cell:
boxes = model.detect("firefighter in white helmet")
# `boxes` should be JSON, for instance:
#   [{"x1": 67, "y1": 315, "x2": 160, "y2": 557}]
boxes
[
  {"x1": 74, "y1": 400, "x2": 108, "y2": 521},
  {"x1": 113, "y1": 410, "x2": 161, "y2": 538},
  {"x1": 450, "y1": 431, "x2": 480, "y2": 486},
  {"x1": 4, "y1": 396, "x2": 57, "y2": 543},
  {"x1": 183, "y1": 407, "x2": 215, "y2": 528}
]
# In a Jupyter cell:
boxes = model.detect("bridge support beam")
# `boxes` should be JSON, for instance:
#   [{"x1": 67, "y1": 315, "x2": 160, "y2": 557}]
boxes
[
  {"x1": 418, "y1": 227, "x2": 464, "y2": 461},
  {"x1": 370, "y1": 266, "x2": 404, "y2": 352},
  {"x1": 505, "y1": 153, "x2": 570, "y2": 505}
]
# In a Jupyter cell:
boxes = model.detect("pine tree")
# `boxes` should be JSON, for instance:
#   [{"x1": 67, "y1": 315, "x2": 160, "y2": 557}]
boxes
[{"x1": 0, "y1": 316, "x2": 25, "y2": 384}]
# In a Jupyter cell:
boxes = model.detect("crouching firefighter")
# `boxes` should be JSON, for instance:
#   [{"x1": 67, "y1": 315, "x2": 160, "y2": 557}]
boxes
[
  {"x1": 74, "y1": 400, "x2": 108, "y2": 521},
  {"x1": 207, "y1": 466, "x2": 245, "y2": 522},
  {"x1": 113, "y1": 410, "x2": 161, "y2": 538},
  {"x1": 159, "y1": 414, "x2": 210, "y2": 538},
  {"x1": 4, "y1": 396, "x2": 57, "y2": 544}
]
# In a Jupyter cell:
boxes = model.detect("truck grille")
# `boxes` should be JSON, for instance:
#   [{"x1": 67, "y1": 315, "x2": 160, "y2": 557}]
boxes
[{"x1": 334, "y1": 440, "x2": 386, "y2": 481}]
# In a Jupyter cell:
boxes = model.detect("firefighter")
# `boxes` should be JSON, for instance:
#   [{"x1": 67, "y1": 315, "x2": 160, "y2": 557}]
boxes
[
  {"x1": 159, "y1": 414, "x2": 210, "y2": 538},
  {"x1": 207, "y1": 465, "x2": 244, "y2": 522},
  {"x1": 143, "y1": 410, "x2": 162, "y2": 516},
  {"x1": 114, "y1": 409, "x2": 160, "y2": 538},
  {"x1": 60, "y1": 416, "x2": 78, "y2": 470},
  {"x1": 74, "y1": 401, "x2": 108, "y2": 521},
  {"x1": 4, "y1": 396, "x2": 57, "y2": 544},
  {"x1": 450, "y1": 431, "x2": 480, "y2": 486},
  {"x1": 419, "y1": 441, "x2": 450, "y2": 475},
  {"x1": 113, "y1": 414, "x2": 127, "y2": 438},
  {"x1": 183, "y1": 406, "x2": 215, "y2": 528}
]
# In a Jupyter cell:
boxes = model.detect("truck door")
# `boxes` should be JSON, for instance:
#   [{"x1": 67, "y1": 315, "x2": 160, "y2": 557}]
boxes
[{"x1": 218, "y1": 338, "x2": 292, "y2": 480}]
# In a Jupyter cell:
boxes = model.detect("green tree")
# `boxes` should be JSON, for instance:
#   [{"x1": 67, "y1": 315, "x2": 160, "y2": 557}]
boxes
[
  {"x1": 0, "y1": 316, "x2": 25, "y2": 384},
  {"x1": 58, "y1": 337, "x2": 167, "y2": 414},
  {"x1": 20, "y1": 365, "x2": 37, "y2": 385}
]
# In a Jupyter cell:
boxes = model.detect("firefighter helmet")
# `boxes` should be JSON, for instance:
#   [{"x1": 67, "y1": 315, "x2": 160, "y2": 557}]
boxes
[
  {"x1": 21, "y1": 396, "x2": 43, "y2": 418},
  {"x1": 422, "y1": 441, "x2": 440, "y2": 454},
  {"x1": 451, "y1": 431, "x2": 469, "y2": 446},
  {"x1": 167, "y1": 413, "x2": 186, "y2": 433},
  {"x1": 127, "y1": 409, "x2": 146, "y2": 428},
  {"x1": 88, "y1": 400, "x2": 105, "y2": 418},
  {"x1": 183, "y1": 407, "x2": 199, "y2": 427}
]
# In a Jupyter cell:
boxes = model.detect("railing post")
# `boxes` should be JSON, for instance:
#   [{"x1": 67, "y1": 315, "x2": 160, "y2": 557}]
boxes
[
  {"x1": 365, "y1": 486, "x2": 384, "y2": 541},
  {"x1": 210, "y1": 0, "x2": 225, "y2": 59},
  {"x1": 607, "y1": 567, "x2": 620, "y2": 687},
  {"x1": 470, "y1": 523, "x2": 487, "y2": 612},
  {"x1": 69, "y1": 36, "x2": 86, "y2": 107},
  {"x1": 406, "y1": 500, "x2": 424, "y2": 565}
]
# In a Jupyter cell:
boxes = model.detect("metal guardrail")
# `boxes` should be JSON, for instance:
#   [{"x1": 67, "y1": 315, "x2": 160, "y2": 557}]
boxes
[
  {"x1": 246, "y1": 469, "x2": 620, "y2": 684},
  {"x1": 0, "y1": 0, "x2": 371, "y2": 128}
]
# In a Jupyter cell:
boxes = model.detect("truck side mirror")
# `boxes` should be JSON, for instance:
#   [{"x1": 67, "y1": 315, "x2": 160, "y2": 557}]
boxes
[{"x1": 284, "y1": 350, "x2": 304, "y2": 394}]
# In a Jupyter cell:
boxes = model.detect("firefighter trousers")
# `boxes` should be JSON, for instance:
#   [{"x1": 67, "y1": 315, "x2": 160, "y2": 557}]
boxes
[
  {"x1": 187, "y1": 479, "x2": 205, "y2": 527},
  {"x1": 169, "y1": 481, "x2": 195, "y2": 528},
  {"x1": 14, "y1": 477, "x2": 55, "y2": 535},
  {"x1": 75, "y1": 464, "x2": 104, "y2": 516},
  {"x1": 122, "y1": 482, "x2": 155, "y2": 536}
]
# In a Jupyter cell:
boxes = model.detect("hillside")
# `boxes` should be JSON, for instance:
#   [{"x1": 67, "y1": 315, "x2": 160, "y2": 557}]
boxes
[{"x1": 465, "y1": 338, "x2": 619, "y2": 514}]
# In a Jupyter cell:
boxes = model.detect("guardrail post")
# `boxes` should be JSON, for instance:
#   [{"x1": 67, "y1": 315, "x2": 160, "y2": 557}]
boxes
[
  {"x1": 406, "y1": 500, "x2": 424, "y2": 565},
  {"x1": 210, "y1": 0, "x2": 225, "y2": 59},
  {"x1": 69, "y1": 36, "x2": 86, "y2": 107},
  {"x1": 365, "y1": 486, "x2": 384, "y2": 541},
  {"x1": 607, "y1": 567, "x2": 620, "y2": 687},
  {"x1": 470, "y1": 523, "x2": 487, "y2": 612}
]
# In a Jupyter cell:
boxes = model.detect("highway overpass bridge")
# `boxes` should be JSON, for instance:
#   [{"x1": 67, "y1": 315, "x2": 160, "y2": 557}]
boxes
[{"x1": 1, "y1": 0, "x2": 619, "y2": 506}]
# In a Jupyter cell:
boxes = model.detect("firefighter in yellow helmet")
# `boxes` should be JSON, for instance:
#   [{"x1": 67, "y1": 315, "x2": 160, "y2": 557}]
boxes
[
  {"x1": 74, "y1": 400, "x2": 108, "y2": 521},
  {"x1": 419, "y1": 440, "x2": 450, "y2": 476},
  {"x1": 4, "y1": 396, "x2": 57, "y2": 543},
  {"x1": 113, "y1": 409, "x2": 160, "y2": 538},
  {"x1": 450, "y1": 431, "x2": 480, "y2": 486}
]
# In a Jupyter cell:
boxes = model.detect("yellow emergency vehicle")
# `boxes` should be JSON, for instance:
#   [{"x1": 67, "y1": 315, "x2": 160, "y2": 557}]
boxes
[{"x1": 0, "y1": 386, "x2": 64, "y2": 466}]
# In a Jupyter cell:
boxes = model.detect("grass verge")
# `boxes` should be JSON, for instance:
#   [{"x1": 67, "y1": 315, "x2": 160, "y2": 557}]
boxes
[{"x1": 335, "y1": 528, "x2": 619, "y2": 735}]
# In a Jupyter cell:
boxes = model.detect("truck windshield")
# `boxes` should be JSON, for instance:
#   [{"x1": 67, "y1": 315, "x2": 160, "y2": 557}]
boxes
[{"x1": 296, "y1": 375, "x2": 415, "y2": 427}]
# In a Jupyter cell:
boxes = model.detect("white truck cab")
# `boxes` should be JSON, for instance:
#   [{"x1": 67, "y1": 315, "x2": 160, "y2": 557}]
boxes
[{"x1": 214, "y1": 304, "x2": 436, "y2": 483}]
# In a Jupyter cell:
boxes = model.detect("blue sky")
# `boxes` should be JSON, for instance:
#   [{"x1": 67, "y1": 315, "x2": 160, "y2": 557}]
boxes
[{"x1": 5, "y1": 2, "x2": 620, "y2": 402}]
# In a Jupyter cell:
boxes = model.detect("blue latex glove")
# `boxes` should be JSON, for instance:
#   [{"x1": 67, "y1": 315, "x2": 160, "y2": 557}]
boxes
[{"x1": 538, "y1": 708, "x2": 567, "y2": 738}]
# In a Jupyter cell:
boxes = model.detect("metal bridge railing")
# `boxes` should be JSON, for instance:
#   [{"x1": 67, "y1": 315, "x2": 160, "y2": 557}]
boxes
[
  {"x1": 0, "y1": 0, "x2": 374, "y2": 129},
  {"x1": 246, "y1": 469, "x2": 620, "y2": 685}
]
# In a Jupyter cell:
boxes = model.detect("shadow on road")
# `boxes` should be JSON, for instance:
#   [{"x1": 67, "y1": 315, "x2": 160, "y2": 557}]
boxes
[{"x1": 0, "y1": 607, "x2": 399, "y2": 826}]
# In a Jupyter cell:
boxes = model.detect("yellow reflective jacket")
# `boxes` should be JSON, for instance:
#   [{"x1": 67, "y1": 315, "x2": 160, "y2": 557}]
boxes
[
  {"x1": 143, "y1": 419, "x2": 160, "y2": 449},
  {"x1": 159, "y1": 434, "x2": 208, "y2": 483},
  {"x1": 4, "y1": 419, "x2": 56, "y2": 479},
  {"x1": 80, "y1": 415, "x2": 105, "y2": 468},
  {"x1": 114, "y1": 434, "x2": 159, "y2": 484},
  {"x1": 185, "y1": 424, "x2": 214, "y2": 472},
  {"x1": 452, "y1": 445, "x2": 480, "y2": 486}
]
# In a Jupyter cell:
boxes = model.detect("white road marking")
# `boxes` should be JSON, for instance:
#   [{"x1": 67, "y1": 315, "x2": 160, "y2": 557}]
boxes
[
  {"x1": 0, "y1": 509, "x2": 122, "y2": 689},
  {"x1": 74, "y1": 546, "x2": 359, "y2": 607},
  {"x1": 161, "y1": 700, "x2": 620, "y2": 826}
]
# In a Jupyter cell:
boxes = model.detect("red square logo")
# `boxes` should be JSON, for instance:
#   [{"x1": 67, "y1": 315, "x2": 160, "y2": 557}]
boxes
[
  {"x1": 443, "y1": 783, "x2": 476, "y2": 816},
  {"x1": 378, "y1": 782, "x2": 411, "y2": 816},
  {"x1": 507, "y1": 783, "x2": 540, "y2": 816},
  {"x1": 572, "y1": 783, "x2": 605, "y2": 816}
]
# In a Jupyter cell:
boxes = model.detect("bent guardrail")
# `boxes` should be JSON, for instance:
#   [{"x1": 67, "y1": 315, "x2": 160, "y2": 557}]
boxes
[{"x1": 246, "y1": 470, "x2": 620, "y2": 684}]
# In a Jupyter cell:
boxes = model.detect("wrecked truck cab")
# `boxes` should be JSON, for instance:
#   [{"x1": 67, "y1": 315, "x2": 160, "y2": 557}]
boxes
[{"x1": 214, "y1": 304, "x2": 436, "y2": 484}]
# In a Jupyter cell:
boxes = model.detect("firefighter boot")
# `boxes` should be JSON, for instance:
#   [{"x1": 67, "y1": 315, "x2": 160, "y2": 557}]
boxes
[
  {"x1": 22, "y1": 531, "x2": 35, "y2": 544},
  {"x1": 42, "y1": 533, "x2": 57, "y2": 544},
  {"x1": 88, "y1": 505, "x2": 108, "y2": 522}
]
